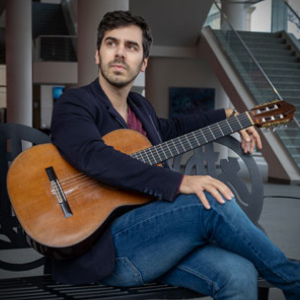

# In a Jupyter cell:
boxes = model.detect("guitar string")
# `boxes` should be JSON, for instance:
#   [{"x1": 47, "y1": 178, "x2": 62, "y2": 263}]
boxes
[
  {"x1": 132, "y1": 113, "x2": 249, "y2": 164},
  {"x1": 60, "y1": 176, "x2": 100, "y2": 197},
  {"x1": 132, "y1": 113, "x2": 252, "y2": 165}
]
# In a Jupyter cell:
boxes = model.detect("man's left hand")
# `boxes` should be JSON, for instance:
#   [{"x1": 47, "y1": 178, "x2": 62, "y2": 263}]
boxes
[{"x1": 238, "y1": 126, "x2": 262, "y2": 154}]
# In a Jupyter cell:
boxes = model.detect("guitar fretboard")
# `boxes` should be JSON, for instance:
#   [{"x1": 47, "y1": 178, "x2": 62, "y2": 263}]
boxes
[{"x1": 131, "y1": 112, "x2": 252, "y2": 165}]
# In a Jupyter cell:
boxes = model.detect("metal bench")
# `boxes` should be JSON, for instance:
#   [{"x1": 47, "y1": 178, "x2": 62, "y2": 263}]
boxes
[{"x1": 0, "y1": 123, "x2": 272, "y2": 299}]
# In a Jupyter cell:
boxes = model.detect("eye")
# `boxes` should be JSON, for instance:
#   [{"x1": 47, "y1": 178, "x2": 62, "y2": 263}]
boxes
[
  {"x1": 127, "y1": 43, "x2": 139, "y2": 51},
  {"x1": 107, "y1": 41, "x2": 116, "y2": 47}
]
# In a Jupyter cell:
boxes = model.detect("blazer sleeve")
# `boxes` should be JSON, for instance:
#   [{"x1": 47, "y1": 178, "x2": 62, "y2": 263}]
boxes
[{"x1": 51, "y1": 90, "x2": 183, "y2": 202}]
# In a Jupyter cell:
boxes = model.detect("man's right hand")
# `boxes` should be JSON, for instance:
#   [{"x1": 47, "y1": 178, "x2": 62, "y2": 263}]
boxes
[{"x1": 179, "y1": 175, "x2": 234, "y2": 209}]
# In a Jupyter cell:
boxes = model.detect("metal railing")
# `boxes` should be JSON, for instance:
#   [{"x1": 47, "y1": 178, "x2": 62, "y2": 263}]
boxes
[
  {"x1": 213, "y1": 0, "x2": 283, "y2": 102},
  {"x1": 282, "y1": 0, "x2": 300, "y2": 40},
  {"x1": 209, "y1": 0, "x2": 300, "y2": 168},
  {"x1": 34, "y1": 35, "x2": 77, "y2": 62}
]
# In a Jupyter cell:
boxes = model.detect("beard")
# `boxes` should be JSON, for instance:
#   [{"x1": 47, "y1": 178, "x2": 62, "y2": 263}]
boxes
[{"x1": 99, "y1": 58, "x2": 142, "y2": 88}]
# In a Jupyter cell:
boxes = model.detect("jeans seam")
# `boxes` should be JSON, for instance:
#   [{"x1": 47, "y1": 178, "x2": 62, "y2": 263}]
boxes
[
  {"x1": 176, "y1": 264, "x2": 219, "y2": 297},
  {"x1": 117, "y1": 257, "x2": 145, "y2": 284},
  {"x1": 212, "y1": 205, "x2": 299, "y2": 288},
  {"x1": 112, "y1": 203, "x2": 202, "y2": 238}
]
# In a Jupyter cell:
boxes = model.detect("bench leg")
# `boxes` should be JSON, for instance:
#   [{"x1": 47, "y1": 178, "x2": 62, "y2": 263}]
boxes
[{"x1": 258, "y1": 287, "x2": 269, "y2": 300}]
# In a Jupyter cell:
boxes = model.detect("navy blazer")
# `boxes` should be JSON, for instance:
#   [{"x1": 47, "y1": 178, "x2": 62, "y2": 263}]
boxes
[{"x1": 50, "y1": 78, "x2": 226, "y2": 284}]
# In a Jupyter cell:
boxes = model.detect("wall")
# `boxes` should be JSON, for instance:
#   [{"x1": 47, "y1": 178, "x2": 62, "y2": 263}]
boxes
[{"x1": 145, "y1": 56, "x2": 231, "y2": 119}]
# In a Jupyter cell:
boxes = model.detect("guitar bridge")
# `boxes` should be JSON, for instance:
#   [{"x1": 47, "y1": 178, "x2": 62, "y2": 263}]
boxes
[{"x1": 45, "y1": 167, "x2": 73, "y2": 218}]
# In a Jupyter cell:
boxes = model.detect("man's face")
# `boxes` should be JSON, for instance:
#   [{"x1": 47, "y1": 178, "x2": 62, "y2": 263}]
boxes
[{"x1": 95, "y1": 25, "x2": 148, "y2": 88}]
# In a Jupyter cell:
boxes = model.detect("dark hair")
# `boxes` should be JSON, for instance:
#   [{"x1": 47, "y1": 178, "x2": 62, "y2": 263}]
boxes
[{"x1": 97, "y1": 11, "x2": 153, "y2": 59}]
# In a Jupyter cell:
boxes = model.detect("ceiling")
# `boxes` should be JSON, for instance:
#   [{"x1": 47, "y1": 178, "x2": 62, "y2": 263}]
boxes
[{"x1": 130, "y1": 0, "x2": 214, "y2": 47}]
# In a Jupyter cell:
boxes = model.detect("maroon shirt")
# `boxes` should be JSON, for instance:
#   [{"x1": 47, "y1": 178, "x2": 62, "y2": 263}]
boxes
[{"x1": 127, "y1": 105, "x2": 147, "y2": 136}]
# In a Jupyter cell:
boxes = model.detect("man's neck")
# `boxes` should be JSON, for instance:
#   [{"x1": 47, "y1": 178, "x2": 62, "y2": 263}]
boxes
[{"x1": 99, "y1": 76, "x2": 132, "y2": 122}]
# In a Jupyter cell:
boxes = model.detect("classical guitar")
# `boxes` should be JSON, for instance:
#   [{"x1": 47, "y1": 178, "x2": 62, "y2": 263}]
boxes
[{"x1": 7, "y1": 100, "x2": 295, "y2": 259}]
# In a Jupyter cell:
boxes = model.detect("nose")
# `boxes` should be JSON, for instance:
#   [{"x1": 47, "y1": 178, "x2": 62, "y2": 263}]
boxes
[{"x1": 115, "y1": 44, "x2": 125, "y2": 59}]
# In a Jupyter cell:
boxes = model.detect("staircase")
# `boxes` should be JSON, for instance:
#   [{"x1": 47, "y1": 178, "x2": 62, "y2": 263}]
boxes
[{"x1": 213, "y1": 29, "x2": 300, "y2": 171}]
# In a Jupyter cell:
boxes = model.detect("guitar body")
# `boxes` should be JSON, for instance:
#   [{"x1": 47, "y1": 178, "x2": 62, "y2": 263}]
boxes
[{"x1": 7, "y1": 129, "x2": 152, "y2": 259}]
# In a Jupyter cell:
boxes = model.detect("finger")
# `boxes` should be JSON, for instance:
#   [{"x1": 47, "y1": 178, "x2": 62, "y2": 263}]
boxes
[
  {"x1": 249, "y1": 137, "x2": 256, "y2": 154},
  {"x1": 206, "y1": 178, "x2": 234, "y2": 201},
  {"x1": 209, "y1": 188, "x2": 226, "y2": 204},
  {"x1": 239, "y1": 130, "x2": 251, "y2": 153},
  {"x1": 196, "y1": 191, "x2": 211, "y2": 209},
  {"x1": 252, "y1": 130, "x2": 263, "y2": 150},
  {"x1": 247, "y1": 127, "x2": 262, "y2": 148}
]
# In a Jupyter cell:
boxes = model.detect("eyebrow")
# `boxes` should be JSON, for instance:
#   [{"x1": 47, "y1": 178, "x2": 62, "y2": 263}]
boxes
[{"x1": 104, "y1": 36, "x2": 141, "y2": 48}]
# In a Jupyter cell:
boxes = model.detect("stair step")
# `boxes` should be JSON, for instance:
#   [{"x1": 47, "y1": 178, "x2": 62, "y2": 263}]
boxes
[
  {"x1": 236, "y1": 30, "x2": 281, "y2": 37},
  {"x1": 256, "y1": 61, "x2": 300, "y2": 69},
  {"x1": 268, "y1": 75, "x2": 300, "y2": 83},
  {"x1": 263, "y1": 68, "x2": 300, "y2": 76},
  {"x1": 249, "y1": 48, "x2": 295, "y2": 57},
  {"x1": 235, "y1": 43, "x2": 290, "y2": 51},
  {"x1": 235, "y1": 53, "x2": 299, "y2": 63},
  {"x1": 246, "y1": 81, "x2": 300, "y2": 90},
  {"x1": 273, "y1": 82, "x2": 300, "y2": 89}
]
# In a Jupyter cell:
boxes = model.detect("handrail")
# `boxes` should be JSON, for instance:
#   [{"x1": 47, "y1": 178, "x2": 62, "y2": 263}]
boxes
[
  {"x1": 281, "y1": 0, "x2": 300, "y2": 24},
  {"x1": 213, "y1": 0, "x2": 300, "y2": 130},
  {"x1": 35, "y1": 35, "x2": 77, "y2": 39},
  {"x1": 213, "y1": 0, "x2": 282, "y2": 101}
]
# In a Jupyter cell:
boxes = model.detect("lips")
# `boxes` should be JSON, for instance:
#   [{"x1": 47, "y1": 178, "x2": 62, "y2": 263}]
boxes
[{"x1": 112, "y1": 64, "x2": 126, "y2": 71}]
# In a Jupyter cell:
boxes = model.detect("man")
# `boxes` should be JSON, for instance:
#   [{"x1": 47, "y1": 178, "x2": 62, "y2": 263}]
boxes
[{"x1": 51, "y1": 10, "x2": 300, "y2": 300}]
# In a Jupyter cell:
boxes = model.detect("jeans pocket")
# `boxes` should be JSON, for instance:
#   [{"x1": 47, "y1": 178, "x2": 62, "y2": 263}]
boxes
[{"x1": 102, "y1": 257, "x2": 144, "y2": 287}]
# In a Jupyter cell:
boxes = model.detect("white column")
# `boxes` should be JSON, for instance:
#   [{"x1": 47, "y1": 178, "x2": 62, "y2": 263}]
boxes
[
  {"x1": 77, "y1": 0, "x2": 129, "y2": 87},
  {"x1": 221, "y1": 0, "x2": 247, "y2": 31},
  {"x1": 6, "y1": 0, "x2": 32, "y2": 125}
]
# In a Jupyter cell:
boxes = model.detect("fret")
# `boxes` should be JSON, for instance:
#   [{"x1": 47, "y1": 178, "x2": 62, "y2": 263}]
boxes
[
  {"x1": 236, "y1": 116, "x2": 243, "y2": 128},
  {"x1": 199, "y1": 129, "x2": 208, "y2": 143},
  {"x1": 208, "y1": 126, "x2": 216, "y2": 140},
  {"x1": 143, "y1": 149, "x2": 152, "y2": 165},
  {"x1": 216, "y1": 123, "x2": 224, "y2": 136},
  {"x1": 192, "y1": 131, "x2": 201, "y2": 146},
  {"x1": 179, "y1": 138, "x2": 187, "y2": 152},
  {"x1": 202, "y1": 127, "x2": 214, "y2": 143},
  {"x1": 153, "y1": 144, "x2": 165, "y2": 163},
  {"x1": 229, "y1": 117, "x2": 242, "y2": 132},
  {"x1": 225, "y1": 119, "x2": 233, "y2": 132},
  {"x1": 171, "y1": 139, "x2": 180, "y2": 155},
  {"x1": 185, "y1": 134, "x2": 193, "y2": 150},
  {"x1": 148, "y1": 148, "x2": 157, "y2": 164},
  {"x1": 240, "y1": 113, "x2": 252, "y2": 128},
  {"x1": 164, "y1": 141, "x2": 173, "y2": 158},
  {"x1": 220, "y1": 119, "x2": 233, "y2": 136},
  {"x1": 211, "y1": 123, "x2": 223, "y2": 140}
]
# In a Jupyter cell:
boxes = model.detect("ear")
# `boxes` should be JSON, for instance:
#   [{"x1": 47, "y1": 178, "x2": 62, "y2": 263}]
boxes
[
  {"x1": 95, "y1": 49, "x2": 100, "y2": 65},
  {"x1": 140, "y1": 57, "x2": 148, "y2": 73}
]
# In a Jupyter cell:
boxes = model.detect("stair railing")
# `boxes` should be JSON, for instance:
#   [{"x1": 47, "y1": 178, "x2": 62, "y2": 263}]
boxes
[
  {"x1": 281, "y1": 0, "x2": 300, "y2": 29},
  {"x1": 213, "y1": 0, "x2": 300, "y2": 131},
  {"x1": 214, "y1": 0, "x2": 282, "y2": 101}
]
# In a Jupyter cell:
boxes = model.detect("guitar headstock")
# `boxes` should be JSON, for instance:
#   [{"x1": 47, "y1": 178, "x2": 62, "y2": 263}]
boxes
[{"x1": 249, "y1": 100, "x2": 296, "y2": 128}]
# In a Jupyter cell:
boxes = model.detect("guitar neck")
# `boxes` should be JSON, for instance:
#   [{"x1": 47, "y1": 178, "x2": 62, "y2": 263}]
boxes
[{"x1": 131, "y1": 112, "x2": 253, "y2": 165}]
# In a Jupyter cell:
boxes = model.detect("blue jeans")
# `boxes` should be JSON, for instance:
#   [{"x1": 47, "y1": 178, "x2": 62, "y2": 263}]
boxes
[{"x1": 102, "y1": 193, "x2": 300, "y2": 300}]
